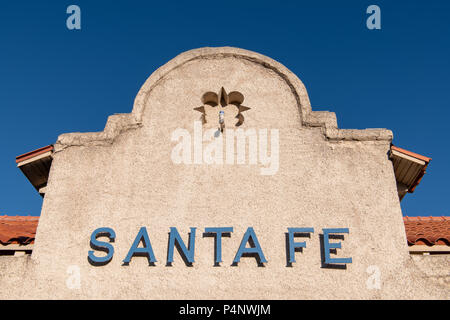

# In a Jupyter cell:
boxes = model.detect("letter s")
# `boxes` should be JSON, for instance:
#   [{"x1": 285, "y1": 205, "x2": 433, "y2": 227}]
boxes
[{"x1": 88, "y1": 227, "x2": 115, "y2": 266}]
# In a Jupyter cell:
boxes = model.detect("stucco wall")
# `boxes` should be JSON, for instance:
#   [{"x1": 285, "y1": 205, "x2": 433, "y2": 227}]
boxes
[
  {"x1": 1, "y1": 47, "x2": 448, "y2": 299},
  {"x1": 409, "y1": 255, "x2": 450, "y2": 288}
]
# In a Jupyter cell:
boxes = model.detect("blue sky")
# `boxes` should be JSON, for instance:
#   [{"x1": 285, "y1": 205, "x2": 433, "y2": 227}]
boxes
[{"x1": 0, "y1": 1, "x2": 448, "y2": 217}]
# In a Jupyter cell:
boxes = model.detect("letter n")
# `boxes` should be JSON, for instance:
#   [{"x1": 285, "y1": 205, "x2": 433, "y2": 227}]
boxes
[{"x1": 167, "y1": 227, "x2": 196, "y2": 265}]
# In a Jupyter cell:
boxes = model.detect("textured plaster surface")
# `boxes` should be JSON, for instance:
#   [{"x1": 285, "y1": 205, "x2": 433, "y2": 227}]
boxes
[{"x1": 0, "y1": 47, "x2": 448, "y2": 299}]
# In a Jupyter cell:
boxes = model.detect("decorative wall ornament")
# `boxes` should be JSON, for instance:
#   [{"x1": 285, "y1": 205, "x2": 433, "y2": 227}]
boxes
[{"x1": 193, "y1": 87, "x2": 251, "y2": 131}]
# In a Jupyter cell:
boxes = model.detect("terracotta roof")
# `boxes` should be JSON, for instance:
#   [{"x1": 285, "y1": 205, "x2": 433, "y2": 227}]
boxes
[
  {"x1": 390, "y1": 146, "x2": 431, "y2": 199},
  {"x1": 391, "y1": 146, "x2": 432, "y2": 163},
  {"x1": 16, "y1": 145, "x2": 54, "y2": 197},
  {"x1": 0, "y1": 215, "x2": 39, "y2": 245},
  {"x1": 15, "y1": 145, "x2": 54, "y2": 164},
  {"x1": 403, "y1": 216, "x2": 450, "y2": 246}
]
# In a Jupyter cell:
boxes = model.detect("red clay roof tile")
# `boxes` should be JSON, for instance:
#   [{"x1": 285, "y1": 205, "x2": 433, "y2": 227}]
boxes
[
  {"x1": 0, "y1": 215, "x2": 39, "y2": 245},
  {"x1": 403, "y1": 216, "x2": 450, "y2": 246}
]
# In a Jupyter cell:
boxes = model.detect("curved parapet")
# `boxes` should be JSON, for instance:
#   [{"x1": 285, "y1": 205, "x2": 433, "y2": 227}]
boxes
[{"x1": 55, "y1": 47, "x2": 392, "y2": 151}]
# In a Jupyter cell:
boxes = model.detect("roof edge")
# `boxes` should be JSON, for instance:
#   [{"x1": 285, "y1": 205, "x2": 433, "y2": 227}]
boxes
[{"x1": 16, "y1": 145, "x2": 54, "y2": 164}]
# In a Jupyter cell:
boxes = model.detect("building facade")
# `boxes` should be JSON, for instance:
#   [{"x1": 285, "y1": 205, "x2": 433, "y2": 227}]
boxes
[{"x1": 0, "y1": 47, "x2": 448, "y2": 299}]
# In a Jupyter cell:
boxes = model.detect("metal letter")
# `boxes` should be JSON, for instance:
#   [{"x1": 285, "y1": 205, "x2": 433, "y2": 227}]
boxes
[{"x1": 322, "y1": 228, "x2": 352, "y2": 265}]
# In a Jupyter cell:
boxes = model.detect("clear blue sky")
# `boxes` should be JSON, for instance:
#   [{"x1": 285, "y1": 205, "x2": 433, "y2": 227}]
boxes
[{"x1": 0, "y1": 1, "x2": 448, "y2": 217}]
